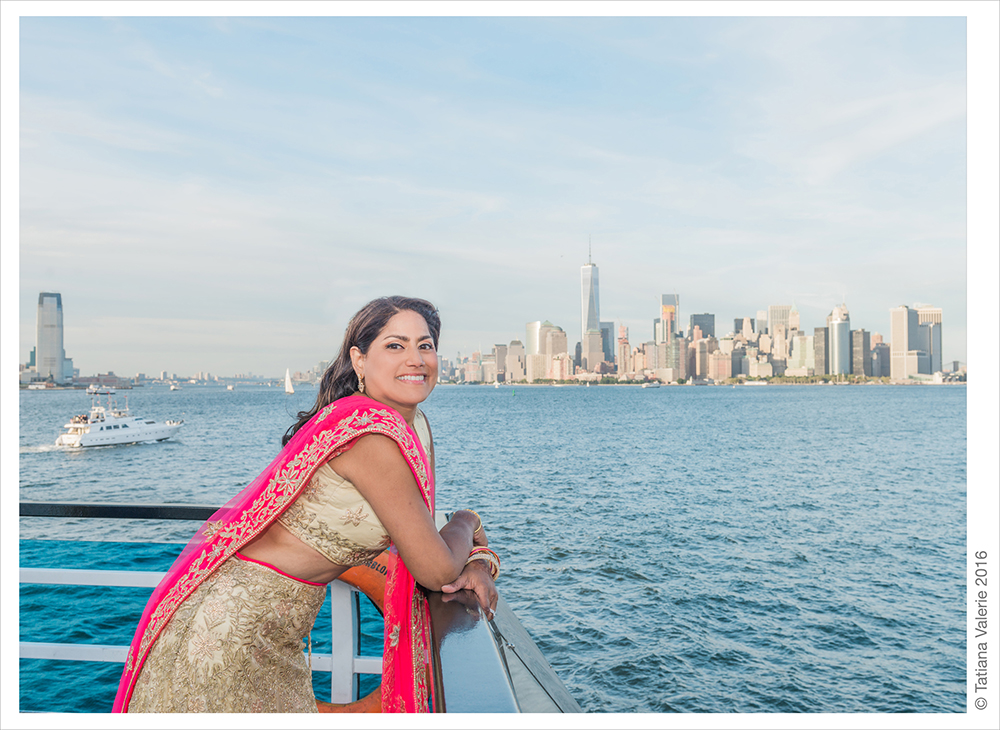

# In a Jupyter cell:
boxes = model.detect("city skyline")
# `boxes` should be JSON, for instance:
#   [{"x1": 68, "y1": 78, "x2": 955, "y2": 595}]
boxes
[
  {"x1": 5, "y1": 9, "x2": 993, "y2": 378},
  {"x1": 18, "y1": 283, "x2": 958, "y2": 382}
]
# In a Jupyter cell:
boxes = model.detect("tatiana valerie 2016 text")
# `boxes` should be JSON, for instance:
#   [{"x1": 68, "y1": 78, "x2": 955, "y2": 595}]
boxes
[{"x1": 973, "y1": 550, "x2": 989, "y2": 709}]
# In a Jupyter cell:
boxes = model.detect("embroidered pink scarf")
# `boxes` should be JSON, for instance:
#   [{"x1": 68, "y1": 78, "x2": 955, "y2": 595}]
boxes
[{"x1": 112, "y1": 395, "x2": 435, "y2": 713}]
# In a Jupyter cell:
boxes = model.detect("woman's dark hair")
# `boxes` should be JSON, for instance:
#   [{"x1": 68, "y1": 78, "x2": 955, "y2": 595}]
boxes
[{"x1": 282, "y1": 296, "x2": 441, "y2": 445}]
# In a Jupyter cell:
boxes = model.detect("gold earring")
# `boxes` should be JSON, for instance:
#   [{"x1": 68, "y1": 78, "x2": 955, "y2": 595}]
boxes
[{"x1": 358, "y1": 374, "x2": 365, "y2": 394}]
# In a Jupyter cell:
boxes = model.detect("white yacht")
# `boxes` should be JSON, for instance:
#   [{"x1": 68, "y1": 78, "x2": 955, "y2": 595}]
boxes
[
  {"x1": 55, "y1": 396, "x2": 183, "y2": 448},
  {"x1": 641, "y1": 381, "x2": 661, "y2": 388}
]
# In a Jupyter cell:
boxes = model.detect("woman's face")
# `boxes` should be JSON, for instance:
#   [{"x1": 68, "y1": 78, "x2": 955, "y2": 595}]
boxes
[{"x1": 351, "y1": 309, "x2": 438, "y2": 416}]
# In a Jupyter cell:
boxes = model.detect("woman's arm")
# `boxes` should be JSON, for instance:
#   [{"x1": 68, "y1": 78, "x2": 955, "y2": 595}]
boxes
[{"x1": 329, "y1": 433, "x2": 477, "y2": 591}]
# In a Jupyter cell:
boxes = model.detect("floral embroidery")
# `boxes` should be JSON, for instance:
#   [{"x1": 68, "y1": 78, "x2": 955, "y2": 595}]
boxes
[
  {"x1": 203, "y1": 600, "x2": 227, "y2": 625},
  {"x1": 202, "y1": 520, "x2": 223, "y2": 538},
  {"x1": 389, "y1": 624, "x2": 401, "y2": 648},
  {"x1": 342, "y1": 506, "x2": 369, "y2": 527},
  {"x1": 189, "y1": 631, "x2": 222, "y2": 662}
]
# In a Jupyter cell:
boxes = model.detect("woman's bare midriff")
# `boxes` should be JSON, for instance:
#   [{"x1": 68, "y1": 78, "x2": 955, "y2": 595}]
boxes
[{"x1": 238, "y1": 521, "x2": 351, "y2": 585}]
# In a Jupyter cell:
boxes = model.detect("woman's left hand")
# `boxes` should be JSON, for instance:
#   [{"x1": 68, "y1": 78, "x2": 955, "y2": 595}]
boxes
[{"x1": 441, "y1": 560, "x2": 498, "y2": 620}]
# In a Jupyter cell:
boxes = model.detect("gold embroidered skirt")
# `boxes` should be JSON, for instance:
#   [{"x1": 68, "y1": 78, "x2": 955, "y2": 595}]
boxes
[{"x1": 128, "y1": 555, "x2": 326, "y2": 713}]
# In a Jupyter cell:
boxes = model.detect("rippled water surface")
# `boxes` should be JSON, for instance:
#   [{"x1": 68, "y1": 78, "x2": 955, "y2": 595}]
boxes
[{"x1": 19, "y1": 383, "x2": 967, "y2": 712}]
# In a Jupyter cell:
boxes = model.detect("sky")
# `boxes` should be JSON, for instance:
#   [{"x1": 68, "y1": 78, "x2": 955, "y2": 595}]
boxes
[{"x1": 4, "y1": 5, "x2": 991, "y2": 379}]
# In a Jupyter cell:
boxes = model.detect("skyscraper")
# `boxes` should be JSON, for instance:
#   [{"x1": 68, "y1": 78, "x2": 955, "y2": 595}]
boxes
[
  {"x1": 581, "y1": 255, "x2": 600, "y2": 344},
  {"x1": 599, "y1": 321, "x2": 614, "y2": 364},
  {"x1": 890, "y1": 305, "x2": 920, "y2": 380},
  {"x1": 654, "y1": 294, "x2": 679, "y2": 343},
  {"x1": 768, "y1": 305, "x2": 791, "y2": 337},
  {"x1": 689, "y1": 313, "x2": 715, "y2": 339},
  {"x1": 827, "y1": 304, "x2": 851, "y2": 376},
  {"x1": 917, "y1": 306, "x2": 943, "y2": 374},
  {"x1": 35, "y1": 292, "x2": 72, "y2": 383},
  {"x1": 525, "y1": 321, "x2": 542, "y2": 356}
]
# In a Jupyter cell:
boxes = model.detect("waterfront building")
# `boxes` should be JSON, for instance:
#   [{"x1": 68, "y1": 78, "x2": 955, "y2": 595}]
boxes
[
  {"x1": 917, "y1": 306, "x2": 943, "y2": 374},
  {"x1": 581, "y1": 256, "x2": 600, "y2": 345},
  {"x1": 573, "y1": 341, "x2": 582, "y2": 369},
  {"x1": 616, "y1": 325, "x2": 631, "y2": 375},
  {"x1": 35, "y1": 292, "x2": 74, "y2": 383},
  {"x1": 814, "y1": 327, "x2": 829, "y2": 376},
  {"x1": 694, "y1": 337, "x2": 718, "y2": 379},
  {"x1": 890, "y1": 305, "x2": 921, "y2": 380},
  {"x1": 871, "y1": 342, "x2": 891, "y2": 377},
  {"x1": 550, "y1": 352, "x2": 574, "y2": 380},
  {"x1": 492, "y1": 344, "x2": 508, "y2": 381},
  {"x1": 481, "y1": 355, "x2": 498, "y2": 384},
  {"x1": 525, "y1": 353, "x2": 547, "y2": 383},
  {"x1": 827, "y1": 304, "x2": 851, "y2": 376},
  {"x1": 786, "y1": 334, "x2": 816, "y2": 376},
  {"x1": 689, "y1": 313, "x2": 715, "y2": 339},
  {"x1": 667, "y1": 337, "x2": 686, "y2": 379},
  {"x1": 748, "y1": 356, "x2": 773, "y2": 378},
  {"x1": 707, "y1": 350, "x2": 732, "y2": 381},
  {"x1": 852, "y1": 330, "x2": 872, "y2": 377},
  {"x1": 505, "y1": 340, "x2": 526, "y2": 382}
]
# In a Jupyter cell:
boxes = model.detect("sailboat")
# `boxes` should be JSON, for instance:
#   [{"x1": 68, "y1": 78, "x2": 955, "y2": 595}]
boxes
[{"x1": 285, "y1": 369, "x2": 295, "y2": 395}]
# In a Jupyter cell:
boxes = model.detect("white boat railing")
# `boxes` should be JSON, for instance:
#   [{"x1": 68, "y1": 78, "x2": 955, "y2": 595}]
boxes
[
  {"x1": 18, "y1": 502, "x2": 380, "y2": 704},
  {"x1": 20, "y1": 501, "x2": 581, "y2": 712}
]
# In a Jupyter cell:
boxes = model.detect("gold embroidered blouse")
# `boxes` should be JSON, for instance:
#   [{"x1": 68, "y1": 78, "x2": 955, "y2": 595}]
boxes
[{"x1": 276, "y1": 409, "x2": 432, "y2": 567}]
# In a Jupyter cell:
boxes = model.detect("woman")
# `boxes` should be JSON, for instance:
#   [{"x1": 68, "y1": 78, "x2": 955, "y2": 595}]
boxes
[{"x1": 113, "y1": 296, "x2": 499, "y2": 713}]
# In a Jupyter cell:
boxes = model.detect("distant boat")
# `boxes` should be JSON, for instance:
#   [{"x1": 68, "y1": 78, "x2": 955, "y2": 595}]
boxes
[
  {"x1": 55, "y1": 395, "x2": 183, "y2": 447},
  {"x1": 641, "y1": 382, "x2": 660, "y2": 389},
  {"x1": 285, "y1": 369, "x2": 295, "y2": 395},
  {"x1": 169, "y1": 384, "x2": 181, "y2": 391},
  {"x1": 227, "y1": 384, "x2": 235, "y2": 391}
]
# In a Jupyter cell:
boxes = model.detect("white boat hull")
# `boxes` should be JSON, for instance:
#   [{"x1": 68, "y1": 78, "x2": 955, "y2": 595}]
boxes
[
  {"x1": 55, "y1": 399, "x2": 184, "y2": 447},
  {"x1": 56, "y1": 420, "x2": 183, "y2": 447}
]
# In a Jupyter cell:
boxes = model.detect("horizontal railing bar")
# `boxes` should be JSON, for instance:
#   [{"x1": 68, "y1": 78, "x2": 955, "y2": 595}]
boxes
[
  {"x1": 20, "y1": 568, "x2": 166, "y2": 588},
  {"x1": 19, "y1": 502, "x2": 220, "y2": 521},
  {"x1": 18, "y1": 642, "x2": 380, "y2": 675}
]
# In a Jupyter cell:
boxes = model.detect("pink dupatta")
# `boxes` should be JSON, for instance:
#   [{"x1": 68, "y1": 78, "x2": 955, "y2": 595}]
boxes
[{"x1": 113, "y1": 395, "x2": 435, "y2": 713}]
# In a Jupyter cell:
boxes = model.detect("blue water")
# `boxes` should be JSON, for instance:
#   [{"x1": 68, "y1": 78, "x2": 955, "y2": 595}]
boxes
[{"x1": 19, "y1": 383, "x2": 967, "y2": 712}]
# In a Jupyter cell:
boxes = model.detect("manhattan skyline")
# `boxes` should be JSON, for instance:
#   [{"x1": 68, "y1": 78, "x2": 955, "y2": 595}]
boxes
[{"x1": 5, "y1": 8, "x2": 995, "y2": 378}]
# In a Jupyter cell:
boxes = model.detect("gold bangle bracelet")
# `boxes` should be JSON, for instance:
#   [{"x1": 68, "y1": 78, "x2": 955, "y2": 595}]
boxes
[
  {"x1": 470, "y1": 546, "x2": 500, "y2": 569},
  {"x1": 465, "y1": 509, "x2": 484, "y2": 535},
  {"x1": 465, "y1": 552, "x2": 499, "y2": 580}
]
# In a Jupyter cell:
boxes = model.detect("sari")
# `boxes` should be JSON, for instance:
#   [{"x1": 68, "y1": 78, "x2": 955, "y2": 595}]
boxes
[{"x1": 113, "y1": 395, "x2": 435, "y2": 713}]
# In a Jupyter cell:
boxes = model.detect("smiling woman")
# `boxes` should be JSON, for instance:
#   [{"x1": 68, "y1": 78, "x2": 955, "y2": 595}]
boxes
[{"x1": 113, "y1": 296, "x2": 499, "y2": 714}]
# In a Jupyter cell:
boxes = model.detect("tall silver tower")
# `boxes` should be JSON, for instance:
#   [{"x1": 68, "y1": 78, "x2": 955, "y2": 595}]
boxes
[
  {"x1": 581, "y1": 247, "x2": 600, "y2": 344},
  {"x1": 36, "y1": 292, "x2": 67, "y2": 382}
]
